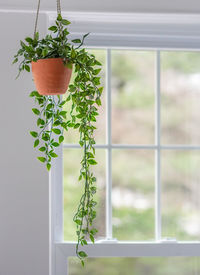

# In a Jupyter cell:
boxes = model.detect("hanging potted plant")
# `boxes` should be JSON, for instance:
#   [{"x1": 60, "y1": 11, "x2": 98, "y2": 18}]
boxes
[{"x1": 13, "y1": 0, "x2": 103, "y2": 266}]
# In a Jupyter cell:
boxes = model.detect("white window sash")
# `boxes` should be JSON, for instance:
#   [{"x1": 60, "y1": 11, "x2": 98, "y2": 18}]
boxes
[
  {"x1": 48, "y1": 12, "x2": 200, "y2": 49},
  {"x1": 48, "y1": 12, "x2": 200, "y2": 275}
]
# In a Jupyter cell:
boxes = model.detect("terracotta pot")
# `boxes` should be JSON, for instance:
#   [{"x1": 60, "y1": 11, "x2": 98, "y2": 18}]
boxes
[{"x1": 31, "y1": 58, "x2": 72, "y2": 95}]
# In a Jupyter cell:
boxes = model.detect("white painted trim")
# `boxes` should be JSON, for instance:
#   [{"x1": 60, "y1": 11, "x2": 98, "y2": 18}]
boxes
[
  {"x1": 56, "y1": 242, "x2": 200, "y2": 257},
  {"x1": 48, "y1": 11, "x2": 200, "y2": 274},
  {"x1": 63, "y1": 144, "x2": 200, "y2": 150},
  {"x1": 55, "y1": 246, "x2": 67, "y2": 275},
  {"x1": 48, "y1": 12, "x2": 200, "y2": 49},
  {"x1": 106, "y1": 49, "x2": 113, "y2": 240},
  {"x1": 0, "y1": 8, "x2": 48, "y2": 14},
  {"x1": 50, "y1": 144, "x2": 63, "y2": 275},
  {"x1": 155, "y1": 51, "x2": 161, "y2": 241}
]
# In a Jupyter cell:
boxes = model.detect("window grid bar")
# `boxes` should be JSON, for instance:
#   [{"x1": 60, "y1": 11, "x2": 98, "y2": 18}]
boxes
[
  {"x1": 155, "y1": 50, "x2": 161, "y2": 241},
  {"x1": 106, "y1": 48, "x2": 113, "y2": 240},
  {"x1": 63, "y1": 144, "x2": 200, "y2": 150}
]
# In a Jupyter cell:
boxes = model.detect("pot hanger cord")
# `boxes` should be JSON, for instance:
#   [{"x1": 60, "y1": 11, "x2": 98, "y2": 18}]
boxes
[{"x1": 33, "y1": 0, "x2": 62, "y2": 39}]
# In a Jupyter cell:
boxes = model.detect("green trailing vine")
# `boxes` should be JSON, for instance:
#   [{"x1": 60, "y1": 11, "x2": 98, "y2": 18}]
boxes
[{"x1": 13, "y1": 14, "x2": 103, "y2": 265}]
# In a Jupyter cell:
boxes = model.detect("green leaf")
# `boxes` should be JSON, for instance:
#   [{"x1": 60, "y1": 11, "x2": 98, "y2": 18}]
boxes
[
  {"x1": 50, "y1": 152, "x2": 58, "y2": 158},
  {"x1": 12, "y1": 58, "x2": 18, "y2": 64},
  {"x1": 95, "y1": 60, "x2": 102, "y2": 66},
  {"x1": 48, "y1": 26, "x2": 58, "y2": 32},
  {"x1": 25, "y1": 37, "x2": 33, "y2": 43},
  {"x1": 79, "y1": 140, "x2": 84, "y2": 147},
  {"x1": 82, "y1": 229, "x2": 88, "y2": 234},
  {"x1": 90, "y1": 186, "x2": 97, "y2": 194},
  {"x1": 93, "y1": 68, "x2": 101, "y2": 75},
  {"x1": 52, "y1": 142, "x2": 59, "y2": 147},
  {"x1": 34, "y1": 32, "x2": 39, "y2": 40},
  {"x1": 90, "y1": 228, "x2": 98, "y2": 235},
  {"x1": 71, "y1": 48, "x2": 76, "y2": 59},
  {"x1": 81, "y1": 239, "x2": 88, "y2": 245},
  {"x1": 76, "y1": 113, "x2": 84, "y2": 119},
  {"x1": 72, "y1": 39, "x2": 81, "y2": 44},
  {"x1": 42, "y1": 48, "x2": 48, "y2": 57},
  {"x1": 96, "y1": 97, "x2": 101, "y2": 106},
  {"x1": 87, "y1": 152, "x2": 94, "y2": 158},
  {"x1": 29, "y1": 91, "x2": 39, "y2": 97},
  {"x1": 53, "y1": 120, "x2": 61, "y2": 126},
  {"x1": 59, "y1": 135, "x2": 64, "y2": 143},
  {"x1": 74, "y1": 123, "x2": 80, "y2": 129},
  {"x1": 46, "y1": 103, "x2": 53, "y2": 110},
  {"x1": 32, "y1": 108, "x2": 40, "y2": 115},
  {"x1": 39, "y1": 146, "x2": 46, "y2": 152},
  {"x1": 98, "y1": 87, "x2": 103, "y2": 94},
  {"x1": 68, "y1": 123, "x2": 74, "y2": 128},
  {"x1": 93, "y1": 77, "x2": 100, "y2": 85},
  {"x1": 66, "y1": 95, "x2": 71, "y2": 102},
  {"x1": 52, "y1": 128, "x2": 61, "y2": 135},
  {"x1": 57, "y1": 14, "x2": 62, "y2": 21},
  {"x1": 42, "y1": 135, "x2": 49, "y2": 141},
  {"x1": 46, "y1": 163, "x2": 51, "y2": 171},
  {"x1": 61, "y1": 19, "x2": 71, "y2": 25},
  {"x1": 88, "y1": 159, "x2": 97, "y2": 165},
  {"x1": 37, "y1": 118, "x2": 42, "y2": 126},
  {"x1": 34, "y1": 139, "x2": 39, "y2": 147},
  {"x1": 81, "y1": 260, "x2": 85, "y2": 267},
  {"x1": 37, "y1": 157, "x2": 46, "y2": 163},
  {"x1": 25, "y1": 65, "x2": 30, "y2": 72},
  {"x1": 65, "y1": 62, "x2": 73, "y2": 69},
  {"x1": 20, "y1": 40, "x2": 26, "y2": 48},
  {"x1": 40, "y1": 119, "x2": 45, "y2": 125},
  {"x1": 75, "y1": 219, "x2": 82, "y2": 225},
  {"x1": 59, "y1": 111, "x2": 67, "y2": 118},
  {"x1": 90, "y1": 234, "x2": 95, "y2": 243},
  {"x1": 30, "y1": 131, "x2": 38, "y2": 138},
  {"x1": 78, "y1": 251, "x2": 87, "y2": 258},
  {"x1": 69, "y1": 85, "x2": 76, "y2": 92}
]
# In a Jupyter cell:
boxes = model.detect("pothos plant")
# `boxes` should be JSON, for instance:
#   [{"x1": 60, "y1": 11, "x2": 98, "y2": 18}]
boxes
[{"x1": 13, "y1": 14, "x2": 103, "y2": 266}]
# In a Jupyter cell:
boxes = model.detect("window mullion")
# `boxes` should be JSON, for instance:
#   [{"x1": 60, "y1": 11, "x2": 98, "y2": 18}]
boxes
[
  {"x1": 155, "y1": 50, "x2": 162, "y2": 241},
  {"x1": 106, "y1": 48, "x2": 113, "y2": 240}
]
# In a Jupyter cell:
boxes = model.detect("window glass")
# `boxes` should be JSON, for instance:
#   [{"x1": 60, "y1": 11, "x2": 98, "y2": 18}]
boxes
[
  {"x1": 161, "y1": 51, "x2": 200, "y2": 145},
  {"x1": 63, "y1": 49, "x2": 200, "y2": 243},
  {"x1": 162, "y1": 150, "x2": 200, "y2": 240},
  {"x1": 63, "y1": 149, "x2": 106, "y2": 240},
  {"x1": 112, "y1": 50, "x2": 155, "y2": 145},
  {"x1": 112, "y1": 150, "x2": 155, "y2": 240},
  {"x1": 69, "y1": 257, "x2": 200, "y2": 275}
]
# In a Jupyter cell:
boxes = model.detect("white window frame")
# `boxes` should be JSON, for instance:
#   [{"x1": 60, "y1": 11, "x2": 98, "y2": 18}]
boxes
[{"x1": 48, "y1": 12, "x2": 200, "y2": 275}]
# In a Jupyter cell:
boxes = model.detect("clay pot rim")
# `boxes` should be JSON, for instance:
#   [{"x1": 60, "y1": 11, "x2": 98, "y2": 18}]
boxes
[{"x1": 31, "y1": 57, "x2": 67, "y2": 63}]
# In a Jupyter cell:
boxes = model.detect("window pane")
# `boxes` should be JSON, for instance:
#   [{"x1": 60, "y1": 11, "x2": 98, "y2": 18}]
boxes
[
  {"x1": 69, "y1": 257, "x2": 200, "y2": 275},
  {"x1": 161, "y1": 51, "x2": 200, "y2": 145},
  {"x1": 63, "y1": 149, "x2": 106, "y2": 240},
  {"x1": 162, "y1": 150, "x2": 200, "y2": 240},
  {"x1": 111, "y1": 50, "x2": 155, "y2": 144},
  {"x1": 112, "y1": 150, "x2": 155, "y2": 241},
  {"x1": 63, "y1": 49, "x2": 106, "y2": 144}
]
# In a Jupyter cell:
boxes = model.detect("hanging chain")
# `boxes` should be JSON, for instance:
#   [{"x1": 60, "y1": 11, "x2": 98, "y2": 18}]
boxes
[
  {"x1": 57, "y1": 0, "x2": 61, "y2": 15},
  {"x1": 33, "y1": 0, "x2": 41, "y2": 39},
  {"x1": 33, "y1": 0, "x2": 62, "y2": 39}
]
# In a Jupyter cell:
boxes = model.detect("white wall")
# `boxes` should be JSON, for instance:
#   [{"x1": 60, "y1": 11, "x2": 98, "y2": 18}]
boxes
[
  {"x1": 1, "y1": 0, "x2": 200, "y2": 13},
  {"x1": 0, "y1": 12, "x2": 49, "y2": 275}
]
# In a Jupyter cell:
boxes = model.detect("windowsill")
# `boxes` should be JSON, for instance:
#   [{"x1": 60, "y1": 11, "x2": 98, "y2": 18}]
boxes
[{"x1": 55, "y1": 241, "x2": 200, "y2": 257}]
